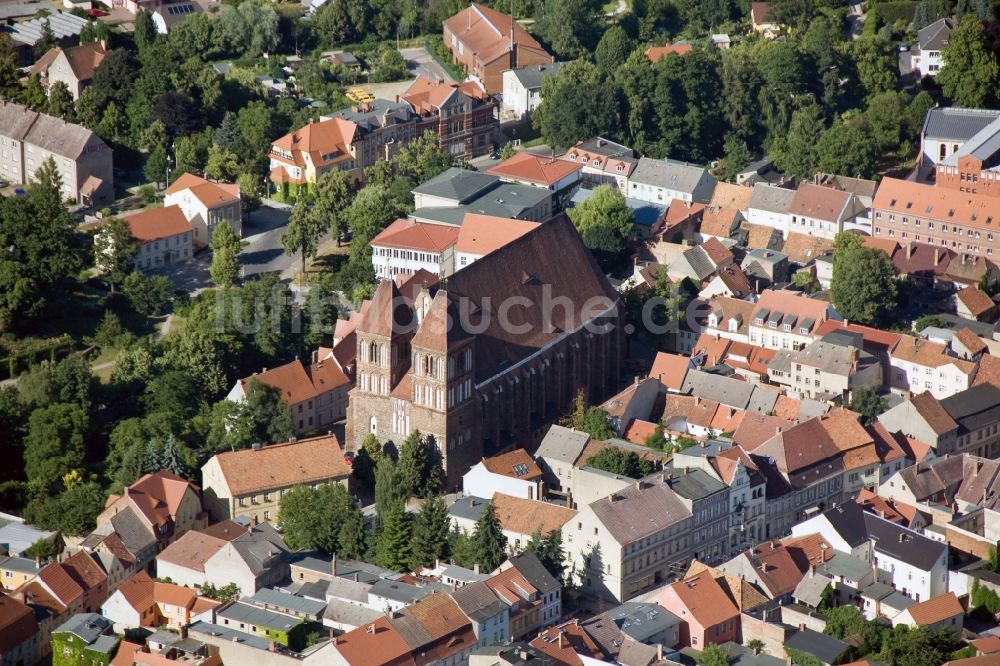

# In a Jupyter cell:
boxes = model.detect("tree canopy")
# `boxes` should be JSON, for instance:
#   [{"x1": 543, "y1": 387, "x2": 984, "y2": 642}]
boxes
[{"x1": 830, "y1": 233, "x2": 899, "y2": 326}]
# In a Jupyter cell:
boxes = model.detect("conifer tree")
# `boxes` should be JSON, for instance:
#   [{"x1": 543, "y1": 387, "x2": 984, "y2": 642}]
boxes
[
  {"x1": 376, "y1": 503, "x2": 413, "y2": 571},
  {"x1": 472, "y1": 500, "x2": 508, "y2": 572},
  {"x1": 398, "y1": 430, "x2": 429, "y2": 498},
  {"x1": 411, "y1": 495, "x2": 450, "y2": 567},
  {"x1": 374, "y1": 456, "x2": 406, "y2": 519}
]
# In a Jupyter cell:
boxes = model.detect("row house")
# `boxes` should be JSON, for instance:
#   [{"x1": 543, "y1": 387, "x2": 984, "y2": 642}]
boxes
[
  {"x1": 629, "y1": 157, "x2": 716, "y2": 206},
  {"x1": 747, "y1": 289, "x2": 832, "y2": 351},
  {"x1": 879, "y1": 383, "x2": 1000, "y2": 458},
  {"x1": 887, "y1": 334, "x2": 977, "y2": 399},
  {"x1": 486, "y1": 151, "x2": 582, "y2": 191},
  {"x1": 792, "y1": 501, "x2": 949, "y2": 602},
  {"x1": 563, "y1": 137, "x2": 638, "y2": 195},
  {"x1": 787, "y1": 182, "x2": 868, "y2": 239},
  {"x1": 784, "y1": 337, "x2": 882, "y2": 401},
  {"x1": 646, "y1": 569, "x2": 740, "y2": 649}
]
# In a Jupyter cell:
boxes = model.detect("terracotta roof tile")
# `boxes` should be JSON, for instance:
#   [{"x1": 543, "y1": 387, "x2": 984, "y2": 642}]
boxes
[
  {"x1": 334, "y1": 617, "x2": 416, "y2": 666},
  {"x1": 772, "y1": 395, "x2": 802, "y2": 421},
  {"x1": 454, "y1": 214, "x2": 539, "y2": 256},
  {"x1": 692, "y1": 333, "x2": 732, "y2": 366},
  {"x1": 165, "y1": 173, "x2": 240, "y2": 208},
  {"x1": 0, "y1": 592, "x2": 37, "y2": 652},
  {"x1": 31, "y1": 42, "x2": 106, "y2": 82},
  {"x1": 491, "y1": 493, "x2": 575, "y2": 536},
  {"x1": 481, "y1": 449, "x2": 542, "y2": 480},
  {"x1": 874, "y1": 177, "x2": 1000, "y2": 236},
  {"x1": 751, "y1": 1, "x2": 774, "y2": 24},
  {"x1": 970, "y1": 636, "x2": 1000, "y2": 654},
  {"x1": 240, "y1": 357, "x2": 349, "y2": 405},
  {"x1": 486, "y1": 152, "x2": 581, "y2": 186},
  {"x1": 156, "y1": 531, "x2": 228, "y2": 573},
  {"x1": 212, "y1": 434, "x2": 350, "y2": 496},
  {"x1": 710, "y1": 182, "x2": 754, "y2": 211},
  {"x1": 401, "y1": 76, "x2": 488, "y2": 114},
  {"x1": 905, "y1": 592, "x2": 964, "y2": 626},
  {"x1": 272, "y1": 117, "x2": 356, "y2": 169},
  {"x1": 701, "y1": 207, "x2": 741, "y2": 240},
  {"x1": 649, "y1": 352, "x2": 690, "y2": 391},
  {"x1": 623, "y1": 419, "x2": 659, "y2": 445},
  {"x1": 443, "y1": 4, "x2": 549, "y2": 66},
  {"x1": 716, "y1": 264, "x2": 753, "y2": 298},
  {"x1": 781, "y1": 232, "x2": 834, "y2": 265},
  {"x1": 891, "y1": 335, "x2": 975, "y2": 373},
  {"x1": 370, "y1": 218, "x2": 460, "y2": 253},
  {"x1": 37, "y1": 561, "x2": 84, "y2": 606},
  {"x1": 62, "y1": 551, "x2": 107, "y2": 591},
  {"x1": 645, "y1": 43, "x2": 693, "y2": 62},
  {"x1": 973, "y1": 353, "x2": 1000, "y2": 389},
  {"x1": 732, "y1": 412, "x2": 794, "y2": 451},
  {"x1": 954, "y1": 327, "x2": 988, "y2": 355},
  {"x1": 124, "y1": 205, "x2": 193, "y2": 242},
  {"x1": 789, "y1": 183, "x2": 854, "y2": 223},
  {"x1": 686, "y1": 561, "x2": 770, "y2": 611},
  {"x1": 957, "y1": 285, "x2": 996, "y2": 317},
  {"x1": 654, "y1": 569, "x2": 739, "y2": 629},
  {"x1": 530, "y1": 621, "x2": 606, "y2": 662}
]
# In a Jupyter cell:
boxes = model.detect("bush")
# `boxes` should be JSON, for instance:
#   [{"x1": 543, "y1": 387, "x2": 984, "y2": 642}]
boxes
[
  {"x1": 874, "y1": 1, "x2": 917, "y2": 25},
  {"x1": 137, "y1": 184, "x2": 157, "y2": 206}
]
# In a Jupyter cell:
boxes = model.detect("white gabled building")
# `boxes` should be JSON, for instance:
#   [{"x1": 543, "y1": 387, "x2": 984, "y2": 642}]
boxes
[{"x1": 164, "y1": 173, "x2": 242, "y2": 249}]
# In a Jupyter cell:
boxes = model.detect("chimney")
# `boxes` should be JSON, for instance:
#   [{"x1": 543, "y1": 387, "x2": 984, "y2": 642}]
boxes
[
  {"x1": 657, "y1": 644, "x2": 663, "y2": 661},
  {"x1": 907, "y1": 243, "x2": 913, "y2": 259},
  {"x1": 934, "y1": 248, "x2": 941, "y2": 265},
  {"x1": 179, "y1": 625, "x2": 188, "y2": 640},
  {"x1": 353, "y1": 572, "x2": 359, "y2": 582},
  {"x1": 367, "y1": 624, "x2": 376, "y2": 634},
  {"x1": 898, "y1": 533, "x2": 905, "y2": 543},
  {"x1": 635, "y1": 480, "x2": 642, "y2": 490},
  {"x1": 332, "y1": 636, "x2": 338, "y2": 645},
  {"x1": 558, "y1": 631, "x2": 565, "y2": 649},
  {"x1": 211, "y1": 607, "x2": 217, "y2": 624},
  {"x1": 331, "y1": 552, "x2": 337, "y2": 576},
  {"x1": 474, "y1": 563, "x2": 480, "y2": 574},
  {"x1": 799, "y1": 623, "x2": 805, "y2": 631}
]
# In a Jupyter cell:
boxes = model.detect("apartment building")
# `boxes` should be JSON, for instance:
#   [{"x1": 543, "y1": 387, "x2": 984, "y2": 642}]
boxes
[
  {"x1": 787, "y1": 182, "x2": 867, "y2": 239},
  {"x1": 788, "y1": 338, "x2": 882, "y2": 401},
  {"x1": 568, "y1": 478, "x2": 693, "y2": 602},
  {"x1": 201, "y1": 435, "x2": 351, "y2": 525},
  {"x1": 664, "y1": 469, "x2": 730, "y2": 566},
  {"x1": 400, "y1": 76, "x2": 499, "y2": 158},
  {"x1": 872, "y1": 177, "x2": 1000, "y2": 259},
  {"x1": 888, "y1": 334, "x2": 977, "y2": 399},
  {"x1": 747, "y1": 183, "x2": 796, "y2": 238},
  {"x1": 629, "y1": 157, "x2": 716, "y2": 205},
  {"x1": 0, "y1": 101, "x2": 112, "y2": 205},
  {"x1": 879, "y1": 383, "x2": 1000, "y2": 458},
  {"x1": 119, "y1": 205, "x2": 194, "y2": 272},
  {"x1": 30, "y1": 41, "x2": 107, "y2": 100},
  {"x1": 563, "y1": 137, "x2": 638, "y2": 195},
  {"x1": 501, "y1": 62, "x2": 563, "y2": 118}
]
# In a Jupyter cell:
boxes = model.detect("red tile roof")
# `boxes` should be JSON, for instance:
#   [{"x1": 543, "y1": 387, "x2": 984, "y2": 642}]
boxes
[
  {"x1": 370, "y1": 218, "x2": 460, "y2": 253},
  {"x1": 530, "y1": 621, "x2": 606, "y2": 663},
  {"x1": 0, "y1": 592, "x2": 37, "y2": 653},
  {"x1": 645, "y1": 43, "x2": 693, "y2": 62},
  {"x1": 656, "y1": 569, "x2": 740, "y2": 629},
  {"x1": 487, "y1": 152, "x2": 581, "y2": 186},
  {"x1": 114, "y1": 470, "x2": 196, "y2": 530},
  {"x1": 156, "y1": 531, "x2": 228, "y2": 573},
  {"x1": 271, "y1": 116, "x2": 356, "y2": 169},
  {"x1": 165, "y1": 173, "x2": 240, "y2": 208},
  {"x1": 444, "y1": 4, "x2": 549, "y2": 65},
  {"x1": 334, "y1": 617, "x2": 416, "y2": 666},
  {"x1": 973, "y1": 353, "x2": 1000, "y2": 389},
  {"x1": 751, "y1": 1, "x2": 774, "y2": 24},
  {"x1": 701, "y1": 207, "x2": 741, "y2": 240},
  {"x1": 212, "y1": 434, "x2": 351, "y2": 496},
  {"x1": 240, "y1": 358, "x2": 349, "y2": 405},
  {"x1": 649, "y1": 351, "x2": 690, "y2": 391},
  {"x1": 401, "y1": 76, "x2": 488, "y2": 114},
  {"x1": 623, "y1": 419, "x2": 659, "y2": 445},
  {"x1": 905, "y1": 592, "x2": 964, "y2": 626},
  {"x1": 124, "y1": 205, "x2": 193, "y2": 242},
  {"x1": 874, "y1": 177, "x2": 1000, "y2": 234},
  {"x1": 954, "y1": 327, "x2": 988, "y2": 356},
  {"x1": 481, "y1": 449, "x2": 542, "y2": 480},
  {"x1": 491, "y1": 493, "x2": 576, "y2": 536},
  {"x1": 957, "y1": 285, "x2": 996, "y2": 318}
]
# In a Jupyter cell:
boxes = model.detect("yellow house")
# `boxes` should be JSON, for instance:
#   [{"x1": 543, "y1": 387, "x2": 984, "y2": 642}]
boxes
[{"x1": 0, "y1": 555, "x2": 41, "y2": 591}]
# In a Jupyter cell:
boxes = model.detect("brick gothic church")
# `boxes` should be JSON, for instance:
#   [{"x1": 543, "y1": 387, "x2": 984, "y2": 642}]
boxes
[{"x1": 346, "y1": 215, "x2": 625, "y2": 487}]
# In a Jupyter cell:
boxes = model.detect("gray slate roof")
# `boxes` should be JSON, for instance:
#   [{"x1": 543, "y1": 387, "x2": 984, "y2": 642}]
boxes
[
  {"x1": 110, "y1": 508, "x2": 157, "y2": 556},
  {"x1": 450, "y1": 580, "x2": 506, "y2": 623},
  {"x1": 441, "y1": 564, "x2": 489, "y2": 584},
  {"x1": 748, "y1": 183, "x2": 796, "y2": 214},
  {"x1": 682, "y1": 370, "x2": 755, "y2": 409},
  {"x1": 784, "y1": 628, "x2": 849, "y2": 665},
  {"x1": 217, "y1": 601, "x2": 301, "y2": 632},
  {"x1": 863, "y1": 512, "x2": 946, "y2": 571},
  {"x1": 941, "y1": 383, "x2": 1000, "y2": 435},
  {"x1": 249, "y1": 587, "x2": 326, "y2": 616},
  {"x1": 368, "y1": 578, "x2": 437, "y2": 604},
  {"x1": 188, "y1": 621, "x2": 271, "y2": 650},
  {"x1": 679, "y1": 245, "x2": 716, "y2": 281},
  {"x1": 321, "y1": 597, "x2": 382, "y2": 628},
  {"x1": 943, "y1": 116, "x2": 1000, "y2": 168},
  {"x1": 665, "y1": 468, "x2": 727, "y2": 500},
  {"x1": 508, "y1": 551, "x2": 560, "y2": 594},
  {"x1": 0, "y1": 518, "x2": 54, "y2": 555},
  {"x1": 448, "y1": 496, "x2": 488, "y2": 523},
  {"x1": 793, "y1": 572, "x2": 833, "y2": 607},
  {"x1": 230, "y1": 523, "x2": 289, "y2": 575},
  {"x1": 413, "y1": 167, "x2": 497, "y2": 204},
  {"x1": 816, "y1": 551, "x2": 871, "y2": 583},
  {"x1": 918, "y1": 18, "x2": 953, "y2": 51},
  {"x1": 631, "y1": 157, "x2": 709, "y2": 195},
  {"x1": 53, "y1": 613, "x2": 112, "y2": 644},
  {"x1": 325, "y1": 99, "x2": 415, "y2": 131},
  {"x1": 510, "y1": 62, "x2": 563, "y2": 90},
  {"x1": 536, "y1": 425, "x2": 591, "y2": 465},
  {"x1": 922, "y1": 107, "x2": 1000, "y2": 142},
  {"x1": 589, "y1": 480, "x2": 691, "y2": 545}
]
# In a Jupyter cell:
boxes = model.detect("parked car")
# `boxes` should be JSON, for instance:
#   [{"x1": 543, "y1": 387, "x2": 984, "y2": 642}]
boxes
[
  {"x1": 88, "y1": 8, "x2": 108, "y2": 17},
  {"x1": 343, "y1": 451, "x2": 355, "y2": 466}
]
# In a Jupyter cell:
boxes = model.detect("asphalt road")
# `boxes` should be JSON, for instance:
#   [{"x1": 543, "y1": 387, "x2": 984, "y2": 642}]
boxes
[
  {"x1": 399, "y1": 46, "x2": 455, "y2": 83},
  {"x1": 240, "y1": 201, "x2": 297, "y2": 280}
]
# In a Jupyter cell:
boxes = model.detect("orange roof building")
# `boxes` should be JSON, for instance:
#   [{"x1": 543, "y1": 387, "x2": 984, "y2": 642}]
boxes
[
  {"x1": 895, "y1": 591, "x2": 964, "y2": 630},
  {"x1": 463, "y1": 449, "x2": 544, "y2": 501},
  {"x1": 97, "y1": 470, "x2": 203, "y2": 547},
  {"x1": 229, "y1": 357, "x2": 351, "y2": 435},
  {"x1": 201, "y1": 434, "x2": 351, "y2": 524},
  {"x1": 443, "y1": 3, "x2": 553, "y2": 94},
  {"x1": 31, "y1": 41, "x2": 107, "y2": 99},
  {"x1": 649, "y1": 569, "x2": 740, "y2": 648},
  {"x1": 487, "y1": 151, "x2": 582, "y2": 190},
  {"x1": 101, "y1": 570, "x2": 218, "y2": 631},
  {"x1": 454, "y1": 214, "x2": 540, "y2": 264},
  {"x1": 645, "y1": 42, "x2": 693, "y2": 62},
  {"x1": 164, "y1": 173, "x2": 242, "y2": 249},
  {"x1": 116, "y1": 205, "x2": 194, "y2": 273}
]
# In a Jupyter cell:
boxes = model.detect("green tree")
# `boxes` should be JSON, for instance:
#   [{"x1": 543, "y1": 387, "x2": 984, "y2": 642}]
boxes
[
  {"x1": 938, "y1": 15, "x2": 1000, "y2": 108},
  {"x1": 527, "y1": 529, "x2": 566, "y2": 581},
  {"x1": 830, "y1": 232, "x2": 899, "y2": 326},
  {"x1": 696, "y1": 644, "x2": 730, "y2": 666},
  {"x1": 564, "y1": 390, "x2": 614, "y2": 439},
  {"x1": 778, "y1": 102, "x2": 825, "y2": 180},
  {"x1": 200, "y1": 582, "x2": 240, "y2": 602},
  {"x1": 353, "y1": 433, "x2": 383, "y2": 487},
  {"x1": 46, "y1": 81, "x2": 74, "y2": 120},
  {"x1": 237, "y1": 379, "x2": 294, "y2": 447},
  {"x1": 644, "y1": 425, "x2": 668, "y2": 450},
  {"x1": 282, "y1": 199, "x2": 324, "y2": 278},
  {"x1": 411, "y1": 495, "x2": 451, "y2": 567},
  {"x1": 25, "y1": 481, "x2": 105, "y2": 535},
  {"x1": 134, "y1": 10, "x2": 157, "y2": 53},
  {"x1": 567, "y1": 184, "x2": 634, "y2": 266},
  {"x1": 144, "y1": 145, "x2": 168, "y2": 186},
  {"x1": 24, "y1": 404, "x2": 88, "y2": 493},
  {"x1": 32, "y1": 20, "x2": 56, "y2": 60},
  {"x1": 595, "y1": 25, "x2": 634, "y2": 74},
  {"x1": 792, "y1": 270, "x2": 820, "y2": 292},
  {"x1": 279, "y1": 483, "x2": 358, "y2": 552},
  {"x1": 210, "y1": 221, "x2": 241, "y2": 288},
  {"x1": 535, "y1": 0, "x2": 603, "y2": 59},
  {"x1": 815, "y1": 114, "x2": 878, "y2": 180},
  {"x1": 90, "y1": 310, "x2": 128, "y2": 351},
  {"x1": 398, "y1": 430, "x2": 430, "y2": 498},
  {"x1": 94, "y1": 217, "x2": 138, "y2": 292},
  {"x1": 850, "y1": 387, "x2": 888, "y2": 426},
  {"x1": 236, "y1": 172, "x2": 261, "y2": 212},
  {"x1": 472, "y1": 500, "x2": 508, "y2": 572},
  {"x1": 585, "y1": 447, "x2": 653, "y2": 479},
  {"x1": 123, "y1": 273, "x2": 174, "y2": 316},
  {"x1": 312, "y1": 169, "x2": 354, "y2": 245},
  {"x1": 376, "y1": 502, "x2": 414, "y2": 571},
  {"x1": 534, "y1": 59, "x2": 619, "y2": 149},
  {"x1": 19, "y1": 75, "x2": 46, "y2": 110},
  {"x1": 375, "y1": 456, "x2": 407, "y2": 518},
  {"x1": 851, "y1": 35, "x2": 897, "y2": 99},
  {"x1": 338, "y1": 503, "x2": 366, "y2": 559},
  {"x1": 449, "y1": 526, "x2": 476, "y2": 568},
  {"x1": 205, "y1": 145, "x2": 241, "y2": 182}
]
